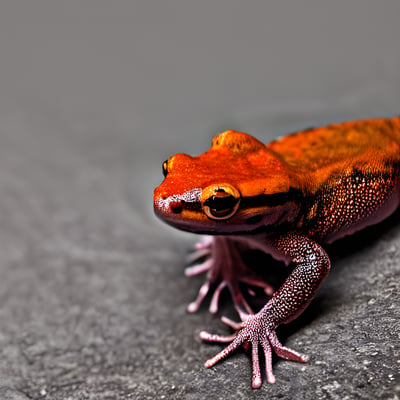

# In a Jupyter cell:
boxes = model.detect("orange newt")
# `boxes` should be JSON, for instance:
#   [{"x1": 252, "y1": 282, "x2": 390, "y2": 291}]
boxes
[{"x1": 153, "y1": 117, "x2": 400, "y2": 388}]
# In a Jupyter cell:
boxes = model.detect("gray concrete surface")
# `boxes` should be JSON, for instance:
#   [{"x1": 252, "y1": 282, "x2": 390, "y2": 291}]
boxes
[{"x1": 0, "y1": 1, "x2": 399, "y2": 399}]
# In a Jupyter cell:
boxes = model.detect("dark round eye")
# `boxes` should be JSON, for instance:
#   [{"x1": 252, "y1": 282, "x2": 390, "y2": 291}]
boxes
[
  {"x1": 162, "y1": 160, "x2": 168, "y2": 177},
  {"x1": 202, "y1": 185, "x2": 241, "y2": 220}
]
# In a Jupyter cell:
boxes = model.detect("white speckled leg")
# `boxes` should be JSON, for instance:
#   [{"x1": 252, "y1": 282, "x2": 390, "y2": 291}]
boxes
[{"x1": 199, "y1": 231, "x2": 330, "y2": 388}]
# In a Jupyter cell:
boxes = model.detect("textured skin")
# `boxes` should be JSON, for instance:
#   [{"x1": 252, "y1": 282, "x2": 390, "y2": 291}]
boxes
[
  {"x1": 153, "y1": 117, "x2": 400, "y2": 388},
  {"x1": 304, "y1": 170, "x2": 399, "y2": 242},
  {"x1": 268, "y1": 118, "x2": 400, "y2": 193}
]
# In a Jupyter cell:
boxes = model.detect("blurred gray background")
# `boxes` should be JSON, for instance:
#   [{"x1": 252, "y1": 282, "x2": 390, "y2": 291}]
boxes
[{"x1": 0, "y1": 1, "x2": 399, "y2": 399}]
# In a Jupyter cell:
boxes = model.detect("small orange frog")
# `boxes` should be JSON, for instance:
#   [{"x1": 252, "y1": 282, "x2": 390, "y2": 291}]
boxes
[{"x1": 154, "y1": 117, "x2": 400, "y2": 388}]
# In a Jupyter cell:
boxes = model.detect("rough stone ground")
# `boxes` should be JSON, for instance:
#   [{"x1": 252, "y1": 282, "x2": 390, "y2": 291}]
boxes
[
  {"x1": 0, "y1": 2, "x2": 400, "y2": 399},
  {"x1": 0, "y1": 113, "x2": 399, "y2": 400}
]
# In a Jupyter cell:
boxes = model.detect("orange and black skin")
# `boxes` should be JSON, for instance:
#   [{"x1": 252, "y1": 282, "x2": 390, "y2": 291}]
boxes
[{"x1": 153, "y1": 117, "x2": 400, "y2": 388}]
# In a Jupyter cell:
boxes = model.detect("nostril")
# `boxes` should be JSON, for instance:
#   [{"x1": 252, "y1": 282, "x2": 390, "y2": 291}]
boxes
[{"x1": 170, "y1": 201, "x2": 183, "y2": 214}]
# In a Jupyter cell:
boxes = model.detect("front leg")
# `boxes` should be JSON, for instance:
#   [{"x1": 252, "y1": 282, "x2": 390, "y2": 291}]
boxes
[
  {"x1": 201, "y1": 232, "x2": 331, "y2": 388},
  {"x1": 186, "y1": 236, "x2": 274, "y2": 314}
]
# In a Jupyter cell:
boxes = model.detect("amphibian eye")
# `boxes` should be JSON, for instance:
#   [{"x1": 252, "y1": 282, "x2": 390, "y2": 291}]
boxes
[
  {"x1": 202, "y1": 184, "x2": 241, "y2": 220},
  {"x1": 162, "y1": 160, "x2": 169, "y2": 177}
]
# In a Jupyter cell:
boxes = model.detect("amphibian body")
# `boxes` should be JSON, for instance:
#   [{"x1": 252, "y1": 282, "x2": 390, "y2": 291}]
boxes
[{"x1": 153, "y1": 117, "x2": 400, "y2": 388}]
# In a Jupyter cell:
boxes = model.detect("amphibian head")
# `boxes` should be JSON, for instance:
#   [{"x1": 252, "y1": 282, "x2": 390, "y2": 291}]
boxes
[{"x1": 154, "y1": 130, "x2": 299, "y2": 234}]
